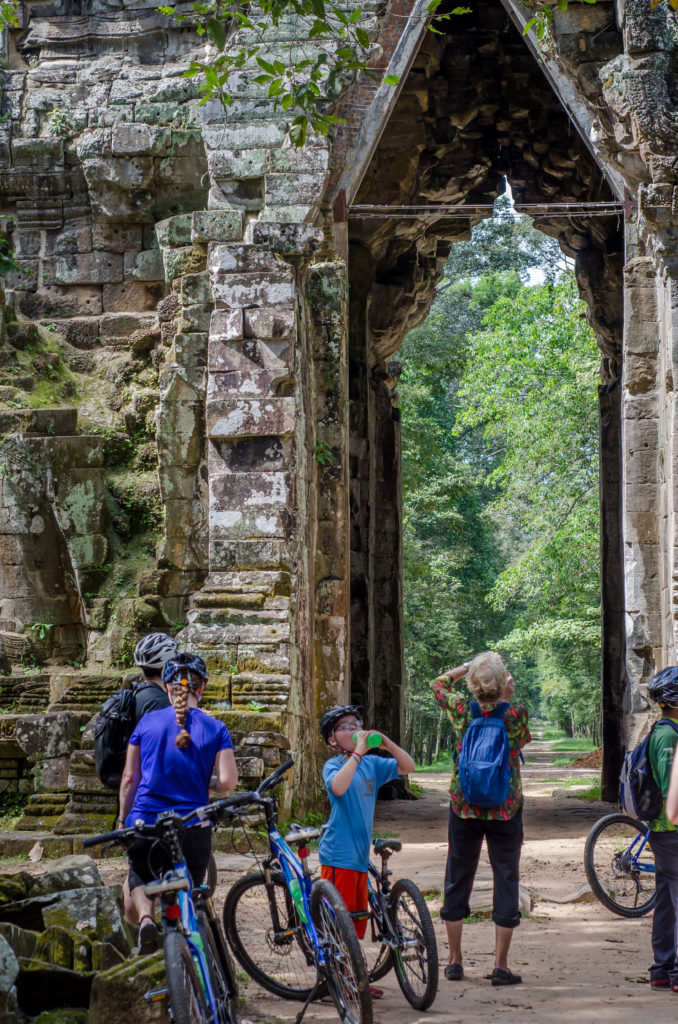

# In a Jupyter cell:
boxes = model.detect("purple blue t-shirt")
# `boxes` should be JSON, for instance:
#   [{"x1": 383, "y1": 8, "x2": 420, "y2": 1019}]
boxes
[
  {"x1": 319, "y1": 753, "x2": 400, "y2": 872},
  {"x1": 125, "y1": 705, "x2": 233, "y2": 825}
]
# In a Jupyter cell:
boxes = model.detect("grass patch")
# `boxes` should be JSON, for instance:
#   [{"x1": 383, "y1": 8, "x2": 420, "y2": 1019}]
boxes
[
  {"x1": 414, "y1": 753, "x2": 454, "y2": 773},
  {"x1": 540, "y1": 777, "x2": 601, "y2": 801},
  {"x1": 548, "y1": 737, "x2": 595, "y2": 752},
  {"x1": 552, "y1": 755, "x2": 578, "y2": 767}
]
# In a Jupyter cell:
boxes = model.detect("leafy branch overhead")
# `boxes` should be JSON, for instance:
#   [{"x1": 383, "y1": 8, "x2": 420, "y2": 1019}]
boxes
[{"x1": 157, "y1": 0, "x2": 383, "y2": 146}]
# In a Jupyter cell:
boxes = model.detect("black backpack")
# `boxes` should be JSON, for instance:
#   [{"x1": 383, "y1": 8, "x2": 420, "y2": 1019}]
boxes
[{"x1": 94, "y1": 684, "x2": 147, "y2": 790}]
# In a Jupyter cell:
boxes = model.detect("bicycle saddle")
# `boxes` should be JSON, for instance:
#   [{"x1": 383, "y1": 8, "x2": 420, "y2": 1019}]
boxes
[
  {"x1": 373, "y1": 838, "x2": 402, "y2": 854},
  {"x1": 284, "y1": 824, "x2": 322, "y2": 844}
]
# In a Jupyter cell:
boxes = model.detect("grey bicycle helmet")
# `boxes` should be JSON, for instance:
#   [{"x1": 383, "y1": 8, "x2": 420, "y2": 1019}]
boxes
[
  {"x1": 319, "y1": 705, "x2": 364, "y2": 743},
  {"x1": 133, "y1": 632, "x2": 179, "y2": 670},
  {"x1": 647, "y1": 667, "x2": 678, "y2": 707}
]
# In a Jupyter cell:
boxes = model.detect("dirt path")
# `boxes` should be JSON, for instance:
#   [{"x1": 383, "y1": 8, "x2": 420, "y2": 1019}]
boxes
[
  {"x1": 1, "y1": 735, "x2": 669, "y2": 1023},
  {"x1": 233, "y1": 737, "x2": 668, "y2": 1024}
]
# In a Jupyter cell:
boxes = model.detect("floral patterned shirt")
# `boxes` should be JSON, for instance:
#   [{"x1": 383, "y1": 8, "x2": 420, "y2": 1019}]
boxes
[{"x1": 430, "y1": 678, "x2": 531, "y2": 821}]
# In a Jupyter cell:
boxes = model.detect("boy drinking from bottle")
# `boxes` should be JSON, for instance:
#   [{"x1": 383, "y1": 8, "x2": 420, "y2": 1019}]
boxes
[{"x1": 318, "y1": 705, "x2": 415, "y2": 997}]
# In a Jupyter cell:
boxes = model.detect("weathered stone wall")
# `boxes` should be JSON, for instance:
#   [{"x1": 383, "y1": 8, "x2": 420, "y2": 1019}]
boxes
[{"x1": 1, "y1": 0, "x2": 678, "y2": 813}]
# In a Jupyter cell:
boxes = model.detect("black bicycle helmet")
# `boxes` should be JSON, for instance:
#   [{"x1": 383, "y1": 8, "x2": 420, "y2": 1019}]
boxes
[
  {"x1": 647, "y1": 667, "x2": 678, "y2": 707},
  {"x1": 319, "y1": 705, "x2": 364, "y2": 743},
  {"x1": 162, "y1": 652, "x2": 209, "y2": 689},
  {"x1": 134, "y1": 632, "x2": 178, "y2": 670}
]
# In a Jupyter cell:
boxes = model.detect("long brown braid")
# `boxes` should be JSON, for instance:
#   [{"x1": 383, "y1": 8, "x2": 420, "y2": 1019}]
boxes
[{"x1": 173, "y1": 679, "x2": 192, "y2": 749}]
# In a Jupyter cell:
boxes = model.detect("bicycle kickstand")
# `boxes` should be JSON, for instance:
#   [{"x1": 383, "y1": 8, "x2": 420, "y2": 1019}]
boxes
[{"x1": 294, "y1": 976, "x2": 326, "y2": 1024}]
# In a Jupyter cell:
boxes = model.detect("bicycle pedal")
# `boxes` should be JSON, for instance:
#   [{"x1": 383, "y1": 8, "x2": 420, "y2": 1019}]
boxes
[{"x1": 144, "y1": 986, "x2": 168, "y2": 1003}]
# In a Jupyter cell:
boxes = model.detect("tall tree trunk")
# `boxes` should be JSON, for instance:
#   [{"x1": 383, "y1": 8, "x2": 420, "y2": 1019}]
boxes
[{"x1": 433, "y1": 709, "x2": 444, "y2": 762}]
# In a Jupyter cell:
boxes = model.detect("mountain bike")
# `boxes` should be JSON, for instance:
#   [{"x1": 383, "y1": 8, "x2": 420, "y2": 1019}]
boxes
[
  {"x1": 584, "y1": 811, "x2": 656, "y2": 917},
  {"x1": 357, "y1": 838, "x2": 438, "y2": 1010},
  {"x1": 84, "y1": 800, "x2": 242, "y2": 1024},
  {"x1": 222, "y1": 759, "x2": 372, "y2": 1024}
]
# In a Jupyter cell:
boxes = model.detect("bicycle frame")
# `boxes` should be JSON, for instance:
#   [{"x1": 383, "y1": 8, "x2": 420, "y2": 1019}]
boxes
[
  {"x1": 257, "y1": 799, "x2": 329, "y2": 971},
  {"x1": 143, "y1": 834, "x2": 222, "y2": 1022},
  {"x1": 623, "y1": 827, "x2": 655, "y2": 874}
]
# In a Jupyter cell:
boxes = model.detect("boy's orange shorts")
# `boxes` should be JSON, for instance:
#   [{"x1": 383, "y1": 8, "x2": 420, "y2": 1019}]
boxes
[{"x1": 320, "y1": 865, "x2": 369, "y2": 938}]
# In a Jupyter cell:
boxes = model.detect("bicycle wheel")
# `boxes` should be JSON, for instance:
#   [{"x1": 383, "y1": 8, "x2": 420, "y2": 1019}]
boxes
[
  {"x1": 362, "y1": 888, "x2": 393, "y2": 982},
  {"x1": 311, "y1": 878, "x2": 372, "y2": 1024},
  {"x1": 197, "y1": 910, "x2": 238, "y2": 1024},
  {"x1": 223, "y1": 870, "x2": 317, "y2": 1000},
  {"x1": 164, "y1": 929, "x2": 211, "y2": 1024},
  {"x1": 389, "y1": 879, "x2": 438, "y2": 1010},
  {"x1": 584, "y1": 813, "x2": 657, "y2": 917}
]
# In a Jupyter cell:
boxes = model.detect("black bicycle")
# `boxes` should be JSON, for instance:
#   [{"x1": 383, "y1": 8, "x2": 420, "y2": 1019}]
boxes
[
  {"x1": 357, "y1": 838, "x2": 438, "y2": 1010},
  {"x1": 584, "y1": 812, "x2": 657, "y2": 917},
  {"x1": 84, "y1": 800, "x2": 243, "y2": 1024}
]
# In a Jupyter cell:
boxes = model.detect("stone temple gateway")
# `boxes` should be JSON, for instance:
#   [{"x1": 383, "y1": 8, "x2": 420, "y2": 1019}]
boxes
[{"x1": 0, "y1": 0, "x2": 675, "y2": 823}]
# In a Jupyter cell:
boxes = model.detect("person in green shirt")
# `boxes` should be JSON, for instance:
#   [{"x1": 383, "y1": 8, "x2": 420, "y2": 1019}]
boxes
[{"x1": 646, "y1": 668, "x2": 678, "y2": 991}]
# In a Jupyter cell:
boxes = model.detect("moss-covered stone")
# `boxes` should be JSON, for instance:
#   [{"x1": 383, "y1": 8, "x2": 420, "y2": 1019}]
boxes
[{"x1": 88, "y1": 950, "x2": 167, "y2": 1024}]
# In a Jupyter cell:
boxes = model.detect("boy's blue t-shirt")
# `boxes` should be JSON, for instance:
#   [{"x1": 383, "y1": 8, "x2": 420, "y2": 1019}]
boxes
[
  {"x1": 319, "y1": 753, "x2": 401, "y2": 872},
  {"x1": 126, "y1": 706, "x2": 233, "y2": 825}
]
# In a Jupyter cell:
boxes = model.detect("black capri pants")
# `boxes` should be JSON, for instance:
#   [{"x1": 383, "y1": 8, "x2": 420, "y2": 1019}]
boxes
[
  {"x1": 126, "y1": 824, "x2": 212, "y2": 893},
  {"x1": 440, "y1": 806, "x2": 523, "y2": 929}
]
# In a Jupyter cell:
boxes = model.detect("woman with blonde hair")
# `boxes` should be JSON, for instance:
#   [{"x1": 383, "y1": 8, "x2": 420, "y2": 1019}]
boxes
[
  {"x1": 430, "y1": 651, "x2": 530, "y2": 986},
  {"x1": 118, "y1": 652, "x2": 238, "y2": 952}
]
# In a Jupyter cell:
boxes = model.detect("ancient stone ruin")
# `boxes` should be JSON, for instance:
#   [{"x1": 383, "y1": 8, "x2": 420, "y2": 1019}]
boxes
[
  {"x1": 0, "y1": 0, "x2": 676, "y2": 823},
  {"x1": 0, "y1": 853, "x2": 167, "y2": 1023}
]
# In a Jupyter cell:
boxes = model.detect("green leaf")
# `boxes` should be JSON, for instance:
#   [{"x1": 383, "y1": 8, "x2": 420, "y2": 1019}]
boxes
[
  {"x1": 355, "y1": 27, "x2": 370, "y2": 48},
  {"x1": 523, "y1": 17, "x2": 538, "y2": 33},
  {"x1": 268, "y1": 78, "x2": 283, "y2": 96},
  {"x1": 383, "y1": 74, "x2": 400, "y2": 86},
  {"x1": 206, "y1": 17, "x2": 226, "y2": 49}
]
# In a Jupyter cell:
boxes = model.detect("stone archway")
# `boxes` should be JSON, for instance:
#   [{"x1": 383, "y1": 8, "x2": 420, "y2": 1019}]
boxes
[
  {"x1": 331, "y1": 0, "x2": 626, "y2": 796},
  {"x1": 1, "y1": 0, "x2": 678, "y2": 815}
]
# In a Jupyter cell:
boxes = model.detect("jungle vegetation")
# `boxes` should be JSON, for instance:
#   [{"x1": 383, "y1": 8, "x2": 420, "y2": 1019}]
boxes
[{"x1": 400, "y1": 197, "x2": 602, "y2": 762}]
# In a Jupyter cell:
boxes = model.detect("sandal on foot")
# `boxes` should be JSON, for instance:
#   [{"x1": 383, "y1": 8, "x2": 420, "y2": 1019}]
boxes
[
  {"x1": 651, "y1": 977, "x2": 670, "y2": 990},
  {"x1": 138, "y1": 916, "x2": 158, "y2": 954},
  {"x1": 491, "y1": 968, "x2": 521, "y2": 986},
  {"x1": 369, "y1": 986, "x2": 384, "y2": 999},
  {"x1": 444, "y1": 963, "x2": 464, "y2": 981}
]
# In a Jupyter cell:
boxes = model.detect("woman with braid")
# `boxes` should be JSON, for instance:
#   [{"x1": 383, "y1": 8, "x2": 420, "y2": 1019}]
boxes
[{"x1": 118, "y1": 652, "x2": 237, "y2": 953}]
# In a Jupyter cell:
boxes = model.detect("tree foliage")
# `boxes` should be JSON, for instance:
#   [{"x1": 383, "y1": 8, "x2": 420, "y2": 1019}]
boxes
[
  {"x1": 400, "y1": 200, "x2": 603, "y2": 759},
  {"x1": 157, "y1": 0, "x2": 379, "y2": 145}
]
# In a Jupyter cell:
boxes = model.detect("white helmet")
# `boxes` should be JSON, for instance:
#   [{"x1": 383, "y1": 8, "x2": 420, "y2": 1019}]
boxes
[{"x1": 133, "y1": 632, "x2": 178, "y2": 670}]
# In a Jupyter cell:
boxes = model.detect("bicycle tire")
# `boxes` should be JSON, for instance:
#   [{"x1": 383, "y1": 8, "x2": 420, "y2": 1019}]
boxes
[
  {"x1": 197, "y1": 910, "x2": 238, "y2": 1024},
  {"x1": 311, "y1": 878, "x2": 372, "y2": 1024},
  {"x1": 223, "y1": 870, "x2": 317, "y2": 1000},
  {"x1": 388, "y1": 878, "x2": 438, "y2": 1010},
  {"x1": 584, "y1": 812, "x2": 657, "y2": 918},
  {"x1": 205, "y1": 853, "x2": 218, "y2": 898},
  {"x1": 164, "y1": 929, "x2": 211, "y2": 1024}
]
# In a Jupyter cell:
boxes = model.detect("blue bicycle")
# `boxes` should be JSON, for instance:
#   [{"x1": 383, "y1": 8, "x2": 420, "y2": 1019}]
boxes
[
  {"x1": 584, "y1": 812, "x2": 657, "y2": 917},
  {"x1": 223, "y1": 758, "x2": 372, "y2": 1024},
  {"x1": 84, "y1": 800, "x2": 241, "y2": 1024}
]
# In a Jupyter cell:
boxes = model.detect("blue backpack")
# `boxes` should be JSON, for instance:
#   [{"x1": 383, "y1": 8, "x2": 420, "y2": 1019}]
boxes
[
  {"x1": 618, "y1": 719, "x2": 678, "y2": 821},
  {"x1": 458, "y1": 701, "x2": 511, "y2": 807}
]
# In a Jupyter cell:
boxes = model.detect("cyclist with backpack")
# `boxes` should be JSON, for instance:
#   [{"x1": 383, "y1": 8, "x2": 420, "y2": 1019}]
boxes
[
  {"x1": 642, "y1": 668, "x2": 678, "y2": 992},
  {"x1": 430, "y1": 651, "x2": 530, "y2": 986},
  {"x1": 117, "y1": 652, "x2": 238, "y2": 953},
  {"x1": 95, "y1": 632, "x2": 178, "y2": 794}
]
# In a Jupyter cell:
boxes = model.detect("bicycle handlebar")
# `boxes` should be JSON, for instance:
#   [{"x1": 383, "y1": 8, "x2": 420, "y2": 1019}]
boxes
[{"x1": 82, "y1": 757, "x2": 296, "y2": 847}]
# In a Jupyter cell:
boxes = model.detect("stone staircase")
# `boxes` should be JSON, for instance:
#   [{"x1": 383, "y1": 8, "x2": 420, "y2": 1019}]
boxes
[
  {"x1": 48, "y1": 672, "x2": 121, "y2": 713},
  {"x1": 0, "y1": 674, "x2": 51, "y2": 713}
]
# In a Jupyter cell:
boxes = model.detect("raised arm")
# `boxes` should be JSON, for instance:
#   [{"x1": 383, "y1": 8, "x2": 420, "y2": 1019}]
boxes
[{"x1": 430, "y1": 662, "x2": 470, "y2": 709}]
